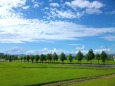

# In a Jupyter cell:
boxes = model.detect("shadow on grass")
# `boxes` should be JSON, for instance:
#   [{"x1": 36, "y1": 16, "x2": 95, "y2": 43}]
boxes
[{"x1": 22, "y1": 66, "x2": 78, "y2": 69}]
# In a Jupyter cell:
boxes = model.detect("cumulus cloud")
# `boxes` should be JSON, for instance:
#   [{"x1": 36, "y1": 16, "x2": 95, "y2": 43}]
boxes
[
  {"x1": 52, "y1": 9, "x2": 77, "y2": 19},
  {"x1": 65, "y1": 0, "x2": 104, "y2": 9},
  {"x1": 50, "y1": 3, "x2": 59, "y2": 7},
  {"x1": 25, "y1": 48, "x2": 69, "y2": 55},
  {"x1": 94, "y1": 48, "x2": 110, "y2": 54},
  {"x1": 46, "y1": 8, "x2": 85, "y2": 19},
  {"x1": 0, "y1": 0, "x2": 26, "y2": 19},
  {"x1": 22, "y1": 6, "x2": 29, "y2": 9},
  {"x1": 65, "y1": 0, "x2": 104, "y2": 15},
  {"x1": 32, "y1": 1, "x2": 42, "y2": 8},
  {"x1": 0, "y1": 0, "x2": 114, "y2": 43}
]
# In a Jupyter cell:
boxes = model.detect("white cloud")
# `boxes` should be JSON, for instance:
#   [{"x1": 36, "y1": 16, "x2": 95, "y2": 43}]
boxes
[
  {"x1": 76, "y1": 45, "x2": 85, "y2": 51},
  {"x1": 47, "y1": 0, "x2": 104, "y2": 19},
  {"x1": 0, "y1": 0, "x2": 26, "y2": 19},
  {"x1": 31, "y1": 0, "x2": 35, "y2": 2},
  {"x1": 25, "y1": 48, "x2": 68, "y2": 55},
  {"x1": 65, "y1": 0, "x2": 104, "y2": 9},
  {"x1": 0, "y1": 18, "x2": 115, "y2": 43},
  {"x1": 5, "y1": 46, "x2": 25, "y2": 54},
  {"x1": 33, "y1": 4, "x2": 39, "y2": 8},
  {"x1": 4, "y1": 46, "x2": 114, "y2": 55},
  {"x1": 22, "y1": 6, "x2": 29, "y2": 9},
  {"x1": 0, "y1": 0, "x2": 114, "y2": 43},
  {"x1": 29, "y1": 0, "x2": 42, "y2": 8},
  {"x1": 102, "y1": 36, "x2": 115, "y2": 41},
  {"x1": 65, "y1": 0, "x2": 104, "y2": 15},
  {"x1": 69, "y1": 44, "x2": 80, "y2": 46},
  {"x1": 55, "y1": 10, "x2": 77, "y2": 19},
  {"x1": 33, "y1": 2, "x2": 42, "y2": 8},
  {"x1": 85, "y1": 8, "x2": 102, "y2": 14},
  {"x1": 26, "y1": 50, "x2": 39, "y2": 55},
  {"x1": 44, "y1": 7, "x2": 49, "y2": 10},
  {"x1": 47, "y1": 8, "x2": 84, "y2": 19},
  {"x1": 94, "y1": 48, "x2": 110, "y2": 54},
  {"x1": 106, "y1": 10, "x2": 115, "y2": 15},
  {"x1": 50, "y1": 3, "x2": 59, "y2": 7},
  {"x1": 69, "y1": 44, "x2": 85, "y2": 51},
  {"x1": 0, "y1": 0, "x2": 26, "y2": 7}
]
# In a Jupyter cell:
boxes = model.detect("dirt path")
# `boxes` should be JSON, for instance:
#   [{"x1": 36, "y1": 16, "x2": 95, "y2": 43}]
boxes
[{"x1": 32, "y1": 74, "x2": 115, "y2": 86}]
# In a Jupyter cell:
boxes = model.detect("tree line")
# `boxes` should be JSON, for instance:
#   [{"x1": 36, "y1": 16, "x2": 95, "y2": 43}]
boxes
[{"x1": 0, "y1": 49, "x2": 113, "y2": 65}]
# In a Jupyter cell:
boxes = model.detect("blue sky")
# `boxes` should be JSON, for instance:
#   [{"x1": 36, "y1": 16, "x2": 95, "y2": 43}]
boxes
[{"x1": 0, "y1": 0, "x2": 115, "y2": 55}]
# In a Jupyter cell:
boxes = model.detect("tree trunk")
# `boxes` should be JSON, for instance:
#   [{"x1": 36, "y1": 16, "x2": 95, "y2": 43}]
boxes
[
  {"x1": 80, "y1": 61, "x2": 81, "y2": 65},
  {"x1": 98, "y1": 60, "x2": 99, "y2": 64},
  {"x1": 91, "y1": 60, "x2": 92, "y2": 65}
]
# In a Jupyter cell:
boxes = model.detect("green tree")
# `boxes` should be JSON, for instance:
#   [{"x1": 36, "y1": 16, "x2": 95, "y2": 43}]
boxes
[
  {"x1": 24, "y1": 56, "x2": 27, "y2": 62},
  {"x1": 35, "y1": 54, "x2": 39, "y2": 63},
  {"x1": 68, "y1": 54, "x2": 73, "y2": 63},
  {"x1": 60, "y1": 52, "x2": 66, "y2": 64},
  {"x1": 5, "y1": 55, "x2": 9, "y2": 60},
  {"x1": 52, "y1": 53, "x2": 58, "y2": 63},
  {"x1": 27, "y1": 55, "x2": 30, "y2": 62},
  {"x1": 20, "y1": 57, "x2": 23, "y2": 62},
  {"x1": 85, "y1": 54, "x2": 89, "y2": 63},
  {"x1": 95, "y1": 53, "x2": 100, "y2": 64},
  {"x1": 101, "y1": 51, "x2": 107, "y2": 65},
  {"x1": 46, "y1": 54, "x2": 52, "y2": 63},
  {"x1": 40, "y1": 54, "x2": 45, "y2": 63},
  {"x1": 76, "y1": 51, "x2": 84, "y2": 64},
  {"x1": 13, "y1": 55, "x2": 18, "y2": 61},
  {"x1": 5, "y1": 55, "x2": 12, "y2": 62},
  {"x1": 44, "y1": 55, "x2": 47, "y2": 62},
  {"x1": 30, "y1": 55, "x2": 35, "y2": 63},
  {"x1": 87, "y1": 49, "x2": 95, "y2": 65}
]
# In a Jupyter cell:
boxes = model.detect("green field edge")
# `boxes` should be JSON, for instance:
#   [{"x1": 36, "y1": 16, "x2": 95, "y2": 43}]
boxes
[{"x1": 28, "y1": 73, "x2": 115, "y2": 86}]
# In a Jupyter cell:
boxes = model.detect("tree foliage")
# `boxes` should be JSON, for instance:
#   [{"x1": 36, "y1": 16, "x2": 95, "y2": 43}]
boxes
[
  {"x1": 95, "y1": 53, "x2": 100, "y2": 64},
  {"x1": 68, "y1": 54, "x2": 73, "y2": 63},
  {"x1": 35, "y1": 54, "x2": 39, "y2": 63},
  {"x1": 76, "y1": 51, "x2": 84, "y2": 64},
  {"x1": 40, "y1": 54, "x2": 45, "y2": 63},
  {"x1": 52, "y1": 53, "x2": 58, "y2": 63},
  {"x1": 87, "y1": 49, "x2": 95, "y2": 65},
  {"x1": 101, "y1": 51, "x2": 107, "y2": 65},
  {"x1": 46, "y1": 54, "x2": 52, "y2": 62},
  {"x1": 60, "y1": 52, "x2": 66, "y2": 63},
  {"x1": 27, "y1": 55, "x2": 30, "y2": 62},
  {"x1": 30, "y1": 55, "x2": 35, "y2": 63}
]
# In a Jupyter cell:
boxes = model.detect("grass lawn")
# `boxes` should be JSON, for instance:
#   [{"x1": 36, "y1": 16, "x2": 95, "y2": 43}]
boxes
[
  {"x1": 0, "y1": 62, "x2": 115, "y2": 86},
  {"x1": 72, "y1": 76, "x2": 115, "y2": 86},
  {"x1": 64, "y1": 59, "x2": 115, "y2": 65}
]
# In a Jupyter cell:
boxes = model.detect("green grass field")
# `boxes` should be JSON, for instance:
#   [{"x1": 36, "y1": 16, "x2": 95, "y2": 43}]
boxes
[
  {"x1": 0, "y1": 62, "x2": 115, "y2": 86},
  {"x1": 72, "y1": 77, "x2": 115, "y2": 86},
  {"x1": 61, "y1": 59, "x2": 115, "y2": 64}
]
